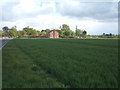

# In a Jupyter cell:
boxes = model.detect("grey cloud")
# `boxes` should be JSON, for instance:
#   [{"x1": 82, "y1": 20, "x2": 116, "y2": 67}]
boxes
[
  {"x1": 1, "y1": 1, "x2": 20, "y2": 21},
  {"x1": 56, "y1": 2, "x2": 118, "y2": 22},
  {"x1": 21, "y1": 7, "x2": 54, "y2": 18},
  {"x1": 1, "y1": 1, "x2": 54, "y2": 22},
  {"x1": 1, "y1": 1, "x2": 118, "y2": 23}
]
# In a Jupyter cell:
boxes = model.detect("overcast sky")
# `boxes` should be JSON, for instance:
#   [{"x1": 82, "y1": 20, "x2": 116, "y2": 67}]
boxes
[{"x1": 0, "y1": 0, "x2": 119, "y2": 35}]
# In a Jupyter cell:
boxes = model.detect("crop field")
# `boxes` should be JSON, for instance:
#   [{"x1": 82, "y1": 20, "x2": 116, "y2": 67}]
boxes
[{"x1": 2, "y1": 39, "x2": 118, "y2": 88}]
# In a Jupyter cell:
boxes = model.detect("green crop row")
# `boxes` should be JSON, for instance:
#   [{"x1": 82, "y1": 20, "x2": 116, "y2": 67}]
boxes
[{"x1": 2, "y1": 39, "x2": 118, "y2": 88}]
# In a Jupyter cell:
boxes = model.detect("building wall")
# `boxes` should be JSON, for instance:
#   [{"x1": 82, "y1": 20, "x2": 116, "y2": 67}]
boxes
[{"x1": 49, "y1": 30, "x2": 59, "y2": 38}]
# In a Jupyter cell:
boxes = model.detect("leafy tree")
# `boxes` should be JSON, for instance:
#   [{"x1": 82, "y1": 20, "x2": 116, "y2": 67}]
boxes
[
  {"x1": 103, "y1": 33, "x2": 105, "y2": 36},
  {"x1": 60, "y1": 24, "x2": 72, "y2": 36},
  {"x1": 31, "y1": 30, "x2": 38, "y2": 35},
  {"x1": 41, "y1": 30, "x2": 45, "y2": 32},
  {"x1": 2, "y1": 26, "x2": 9, "y2": 32},
  {"x1": 75, "y1": 25, "x2": 83, "y2": 36},
  {"x1": 10, "y1": 27, "x2": 18, "y2": 37},
  {"x1": 59, "y1": 30, "x2": 64, "y2": 37},
  {"x1": 22, "y1": 30, "x2": 27, "y2": 36},
  {"x1": 59, "y1": 26, "x2": 62, "y2": 30},
  {"x1": 2, "y1": 26, "x2": 10, "y2": 37},
  {"x1": 23, "y1": 26, "x2": 31, "y2": 35},
  {"x1": 82, "y1": 30, "x2": 87, "y2": 38},
  {"x1": 17, "y1": 30, "x2": 28, "y2": 38},
  {"x1": 17, "y1": 31, "x2": 23, "y2": 38},
  {"x1": 61, "y1": 24, "x2": 70, "y2": 31},
  {"x1": 109, "y1": 33, "x2": 112, "y2": 36},
  {"x1": 45, "y1": 29, "x2": 50, "y2": 33},
  {"x1": 82, "y1": 30, "x2": 87, "y2": 35},
  {"x1": 106, "y1": 34, "x2": 109, "y2": 36},
  {"x1": 71, "y1": 30, "x2": 75, "y2": 36},
  {"x1": 64, "y1": 30, "x2": 72, "y2": 36},
  {"x1": 40, "y1": 31, "x2": 47, "y2": 35},
  {"x1": 37, "y1": 31, "x2": 41, "y2": 35},
  {"x1": 40, "y1": 30, "x2": 47, "y2": 35},
  {"x1": 76, "y1": 29, "x2": 83, "y2": 36},
  {"x1": 23, "y1": 26, "x2": 38, "y2": 36}
]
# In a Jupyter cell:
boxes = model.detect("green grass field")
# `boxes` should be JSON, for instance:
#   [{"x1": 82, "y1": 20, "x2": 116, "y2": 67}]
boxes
[{"x1": 2, "y1": 39, "x2": 118, "y2": 88}]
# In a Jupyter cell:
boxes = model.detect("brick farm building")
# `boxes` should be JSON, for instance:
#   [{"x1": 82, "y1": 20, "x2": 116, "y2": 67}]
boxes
[
  {"x1": 29, "y1": 30, "x2": 60, "y2": 38},
  {"x1": 48, "y1": 30, "x2": 59, "y2": 38}
]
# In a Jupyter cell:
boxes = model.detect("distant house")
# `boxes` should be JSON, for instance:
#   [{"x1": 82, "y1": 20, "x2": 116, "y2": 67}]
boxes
[
  {"x1": 29, "y1": 30, "x2": 60, "y2": 38},
  {"x1": 48, "y1": 30, "x2": 59, "y2": 38}
]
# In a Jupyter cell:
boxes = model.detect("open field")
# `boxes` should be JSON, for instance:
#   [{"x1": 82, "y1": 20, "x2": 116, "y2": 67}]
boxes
[{"x1": 2, "y1": 39, "x2": 118, "y2": 88}]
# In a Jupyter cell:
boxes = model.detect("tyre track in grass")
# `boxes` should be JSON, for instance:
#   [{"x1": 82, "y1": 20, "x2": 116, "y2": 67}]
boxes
[{"x1": 13, "y1": 40, "x2": 69, "y2": 88}]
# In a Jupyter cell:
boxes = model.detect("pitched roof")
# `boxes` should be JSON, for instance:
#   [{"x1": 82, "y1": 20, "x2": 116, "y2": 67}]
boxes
[{"x1": 48, "y1": 30, "x2": 60, "y2": 33}]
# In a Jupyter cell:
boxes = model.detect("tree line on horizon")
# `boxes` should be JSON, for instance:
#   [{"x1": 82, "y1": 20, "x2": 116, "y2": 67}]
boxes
[{"x1": 1, "y1": 24, "x2": 87, "y2": 38}]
